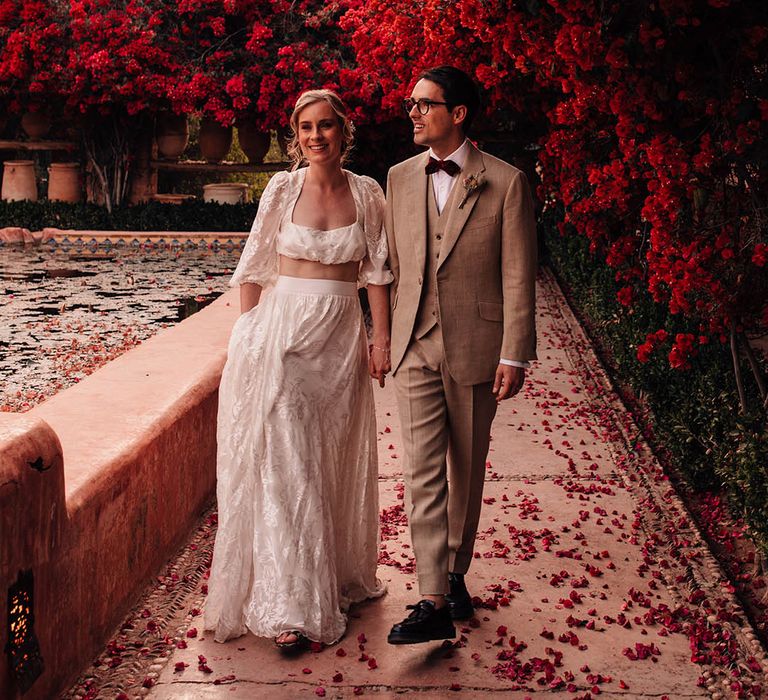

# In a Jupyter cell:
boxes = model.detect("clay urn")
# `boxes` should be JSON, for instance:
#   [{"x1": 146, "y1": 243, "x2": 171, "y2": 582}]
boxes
[
  {"x1": 20, "y1": 112, "x2": 52, "y2": 140},
  {"x1": 202, "y1": 182, "x2": 248, "y2": 204},
  {"x1": 155, "y1": 112, "x2": 189, "y2": 160},
  {"x1": 2, "y1": 160, "x2": 38, "y2": 201},
  {"x1": 236, "y1": 123, "x2": 271, "y2": 163},
  {"x1": 199, "y1": 118, "x2": 233, "y2": 162},
  {"x1": 47, "y1": 162, "x2": 82, "y2": 202}
]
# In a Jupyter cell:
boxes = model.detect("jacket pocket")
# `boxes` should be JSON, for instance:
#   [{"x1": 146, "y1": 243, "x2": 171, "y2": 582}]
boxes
[
  {"x1": 478, "y1": 301, "x2": 503, "y2": 322},
  {"x1": 464, "y1": 214, "x2": 498, "y2": 231}
]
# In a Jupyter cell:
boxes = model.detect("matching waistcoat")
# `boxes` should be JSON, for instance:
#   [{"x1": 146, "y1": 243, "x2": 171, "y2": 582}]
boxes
[{"x1": 412, "y1": 178, "x2": 459, "y2": 340}]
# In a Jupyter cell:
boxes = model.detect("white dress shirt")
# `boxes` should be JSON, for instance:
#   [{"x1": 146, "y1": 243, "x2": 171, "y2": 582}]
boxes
[{"x1": 427, "y1": 139, "x2": 529, "y2": 370}]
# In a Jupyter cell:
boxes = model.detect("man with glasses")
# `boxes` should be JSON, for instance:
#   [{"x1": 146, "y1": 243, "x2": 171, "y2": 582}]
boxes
[{"x1": 384, "y1": 65, "x2": 538, "y2": 644}]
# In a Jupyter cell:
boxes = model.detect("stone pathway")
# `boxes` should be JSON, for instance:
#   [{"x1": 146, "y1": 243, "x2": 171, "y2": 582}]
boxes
[{"x1": 66, "y1": 270, "x2": 768, "y2": 699}]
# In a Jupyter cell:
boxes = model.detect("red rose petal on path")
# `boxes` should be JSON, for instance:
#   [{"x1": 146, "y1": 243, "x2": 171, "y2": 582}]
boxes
[
  {"x1": 174, "y1": 662, "x2": 187, "y2": 672},
  {"x1": 384, "y1": 426, "x2": 391, "y2": 433},
  {"x1": 186, "y1": 627, "x2": 198, "y2": 638},
  {"x1": 336, "y1": 648, "x2": 347, "y2": 657},
  {"x1": 142, "y1": 677, "x2": 154, "y2": 688},
  {"x1": 368, "y1": 657, "x2": 378, "y2": 669},
  {"x1": 450, "y1": 683, "x2": 462, "y2": 691},
  {"x1": 302, "y1": 667, "x2": 312, "y2": 674},
  {"x1": 315, "y1": 688, "x2": 326, "y2": 697},
  {"x1": 358, "y1": 633, "x2": 367, "y2": 644},
  {"x1": 176, "y1": 639, "x2": 188, "y2": 649},
  {"x1": 310, "y1": 641, "x2": 323, "y2": 652},
  {"x1": 354, "y1": 688, "x2": 363, "y2": 696},
  {"x1": 333, "y1": 672, "x2": 343, "y2": 682},
  {"x1": 496, "y1": 625, "x2": 508, "y2": 636},
  {"x1": 619, "y1": 680, "x2": 629, "y2": 689},
  {"x1": 214, "y1": 675, "x2": 236, "y2": 685}
]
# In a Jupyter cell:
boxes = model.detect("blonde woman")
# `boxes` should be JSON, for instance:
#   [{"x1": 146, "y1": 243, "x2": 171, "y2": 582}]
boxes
[{"x1": 204, "y1": 90, "x2": 391, "y2": 650}]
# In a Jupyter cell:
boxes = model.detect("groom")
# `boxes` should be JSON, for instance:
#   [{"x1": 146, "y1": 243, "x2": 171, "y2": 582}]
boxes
[{"x1": 384, "y1": 66, "x2": 537, "y2": 644}]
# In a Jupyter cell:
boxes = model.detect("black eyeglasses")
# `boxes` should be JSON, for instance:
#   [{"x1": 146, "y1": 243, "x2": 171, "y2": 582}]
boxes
[{"x1": 403, "y1": 97, "x2": 450, "y2": 115}]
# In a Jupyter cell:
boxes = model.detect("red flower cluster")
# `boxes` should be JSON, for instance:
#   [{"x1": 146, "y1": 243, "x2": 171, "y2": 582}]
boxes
[
  {"x1": 342, "y1": 0, "x2": 768, "y2": 370},
  {"x1": 1, "y1": 1, "x2": 766, "y2": 368}
]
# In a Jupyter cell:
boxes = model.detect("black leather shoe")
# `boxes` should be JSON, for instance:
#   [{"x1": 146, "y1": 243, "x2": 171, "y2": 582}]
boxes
[
  {"x1": 387, "y1": 600, "x2": 456, "y2": 644},
  {"x1": 445, "y1": 573, "x2": 474, "y2": 620}
]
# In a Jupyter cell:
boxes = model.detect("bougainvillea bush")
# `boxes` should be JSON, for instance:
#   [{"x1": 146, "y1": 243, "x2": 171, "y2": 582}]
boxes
[
  {"x1": 544, "y1": 213, "x2": 768, "y2": 550},
  {"x1": 345, "y1": 0, "x2": 768, "y2": 388},
  {"x1": 0, "y1": 1, "x2": 766, "y2": 534}
]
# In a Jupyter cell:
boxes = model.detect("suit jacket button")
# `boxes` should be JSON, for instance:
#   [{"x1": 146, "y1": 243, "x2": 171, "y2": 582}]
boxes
[
  {"x1": 436, "y1": 234, "x2": 442, "y2": 240},
  {"x1": 418, "y1": 276, "x2": 423, "y2": 285}
]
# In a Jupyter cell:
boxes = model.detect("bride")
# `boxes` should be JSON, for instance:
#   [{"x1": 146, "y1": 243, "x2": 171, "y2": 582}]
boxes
[{"x1": 203, "y1": 89, "x2": 392, "y2": 649}]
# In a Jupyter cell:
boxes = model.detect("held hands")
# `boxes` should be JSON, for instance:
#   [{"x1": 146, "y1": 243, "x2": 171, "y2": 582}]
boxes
[
  {"x1": 492, "y1": 364, "x2": 525, "y2": 403},
  {"x1": 369, "y1": 343, "x2": 391, "y2": 388}
]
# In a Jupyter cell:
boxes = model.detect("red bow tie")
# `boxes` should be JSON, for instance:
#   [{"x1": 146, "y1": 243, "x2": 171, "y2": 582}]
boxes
[{"x1": 425, "y1": 157, "x2": 461, "y2": 176}]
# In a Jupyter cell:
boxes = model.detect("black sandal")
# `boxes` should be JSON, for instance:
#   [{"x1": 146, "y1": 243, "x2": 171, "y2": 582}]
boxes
[{"x1": 274, "y1": 630, "x2": 308, "y2": 651}]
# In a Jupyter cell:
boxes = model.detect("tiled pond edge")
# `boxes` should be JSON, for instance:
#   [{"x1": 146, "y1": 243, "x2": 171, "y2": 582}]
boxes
[
  {"x1": 0, "y1": 290, "x2": 238, "y2": 700},
  {"x1": 1, "y1": 228, "x2": 249, "y2": 250}
]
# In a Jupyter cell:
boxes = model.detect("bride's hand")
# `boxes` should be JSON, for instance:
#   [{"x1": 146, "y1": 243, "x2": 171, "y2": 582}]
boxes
[{"x1": 368, "y1": 344, "x2": 391, "y2": 388}]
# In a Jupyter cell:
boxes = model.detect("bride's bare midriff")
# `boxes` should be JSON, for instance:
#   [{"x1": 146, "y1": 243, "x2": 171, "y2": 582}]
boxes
[{"x1": 279, "y1": 255, "x2": 359, "y2": 282}]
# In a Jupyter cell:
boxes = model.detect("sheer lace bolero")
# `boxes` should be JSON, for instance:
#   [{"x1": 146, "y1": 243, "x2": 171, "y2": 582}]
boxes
[{"x1": 229, "y1": 168, "x2": 394, "y2": 289}]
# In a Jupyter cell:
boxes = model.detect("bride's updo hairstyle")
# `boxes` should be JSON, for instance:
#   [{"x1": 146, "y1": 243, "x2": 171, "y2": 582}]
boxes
[{"x1": 286, "y1": 89, "x2": 355, "y2": 169}]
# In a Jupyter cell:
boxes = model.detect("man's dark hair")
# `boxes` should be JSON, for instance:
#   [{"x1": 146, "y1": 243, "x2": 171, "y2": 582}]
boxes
[{"x1": 418, "y1": 65, "x2": 481, "y2": 134}]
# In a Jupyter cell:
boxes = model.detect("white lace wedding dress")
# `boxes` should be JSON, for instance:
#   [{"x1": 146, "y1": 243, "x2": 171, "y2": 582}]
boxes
[{"x1": 203, "y1": 169, "x2": 391, "y2": 645}]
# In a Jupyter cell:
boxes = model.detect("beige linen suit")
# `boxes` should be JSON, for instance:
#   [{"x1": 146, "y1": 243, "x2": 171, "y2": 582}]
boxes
[{"x1": 385, "y1": 142, "x2": 537, "y2": 594}]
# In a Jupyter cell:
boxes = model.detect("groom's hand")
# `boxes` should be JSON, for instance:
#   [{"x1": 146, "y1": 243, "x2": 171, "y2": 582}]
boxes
[
  {"x1": 369, "y1": 345, "x2": 391, "y2": 388},
  {"x1": 492, "y1": 364, "x2": 525, "y2": 402}
]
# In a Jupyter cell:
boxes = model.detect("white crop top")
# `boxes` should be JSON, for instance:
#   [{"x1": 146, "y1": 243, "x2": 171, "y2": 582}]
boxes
[{"x1": 230, "y1": 168, "x2": 394, "y2": 289}]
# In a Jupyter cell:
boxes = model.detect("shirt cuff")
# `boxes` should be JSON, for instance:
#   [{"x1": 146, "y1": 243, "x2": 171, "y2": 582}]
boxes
[{"x1": 499, "y1": 358, "x2": 530, "y2": 369}]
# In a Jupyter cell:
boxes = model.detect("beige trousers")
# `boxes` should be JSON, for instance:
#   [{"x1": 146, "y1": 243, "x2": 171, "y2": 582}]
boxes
[{"x1": 393, "y1": 326, "x2": 498, "y2": 594}]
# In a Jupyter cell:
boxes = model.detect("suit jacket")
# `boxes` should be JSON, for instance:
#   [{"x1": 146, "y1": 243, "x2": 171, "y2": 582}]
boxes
[{"x1": 384, "y1": 142, "x2": 537, "y2": 386}]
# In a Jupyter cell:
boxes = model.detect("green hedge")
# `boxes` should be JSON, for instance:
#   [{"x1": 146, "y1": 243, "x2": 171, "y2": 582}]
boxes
[
  {"x1": 543, "y1": 212, "x2": 768, "y2": 551},
  {"x1": 0, "y1": 199, "x2": 258, "y2": 232}
]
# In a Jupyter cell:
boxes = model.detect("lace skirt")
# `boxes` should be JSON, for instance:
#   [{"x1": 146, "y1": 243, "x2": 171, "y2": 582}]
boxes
[{"x1": 204, "y1": 276, "x2": 385, "y2": 644}]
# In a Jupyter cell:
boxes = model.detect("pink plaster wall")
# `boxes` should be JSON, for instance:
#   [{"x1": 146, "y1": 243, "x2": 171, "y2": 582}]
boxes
[{"x1": 0, "y1": 290, "x2": 239, "y2": 699}]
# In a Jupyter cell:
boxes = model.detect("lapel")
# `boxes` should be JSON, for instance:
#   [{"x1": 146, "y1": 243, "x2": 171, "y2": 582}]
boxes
[
  {"x1": 437, "y1": 144, "x2": 486, "y2": 271},
  {"x1": 400, "y1": 151, "x2": 431, "y2": 277}
]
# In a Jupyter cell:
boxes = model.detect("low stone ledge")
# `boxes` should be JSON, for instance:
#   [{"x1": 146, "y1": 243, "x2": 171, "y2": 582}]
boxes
[
  {"x1": 0, "y1": 227, "x2": 52, "y2": 246},
  {"x1": 0, "y1": 289, "x2": 239, "y2": 700}
]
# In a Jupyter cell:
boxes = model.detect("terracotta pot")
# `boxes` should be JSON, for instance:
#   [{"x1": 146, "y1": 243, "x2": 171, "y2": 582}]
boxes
[
  {"x1": 2, "y1": 160, "x2": 37, "y2": 201},
  {"x1": 237, "y1": 124, "x2": 271, "y2": 163},
  {"x1": 155, "y1": 112, "x2": 189, "y2": 160},
  {"x1": 203, "y1": 183, "x2": 248, "y2": 204},
  {"x1": 277, "y1": 126, "x2": 293, "y2": 157},
  {"x1": 21, "y1": 112, "x2": 51, "y2": 140},
  {"x1": 199, "y1": 118, "x2": 233, "y2": 162},
  {"x1": 47, "y1": 162, "x2": 82, "y2": 203},
  {"x1": 152, "y1": 193, "x2": 196, "y2": 204}
]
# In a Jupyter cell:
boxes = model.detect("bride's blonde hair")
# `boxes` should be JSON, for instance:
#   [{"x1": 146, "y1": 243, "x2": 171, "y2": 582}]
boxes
[{"x1": 286, "y1": 89, "x2": 355, "y2": 170}]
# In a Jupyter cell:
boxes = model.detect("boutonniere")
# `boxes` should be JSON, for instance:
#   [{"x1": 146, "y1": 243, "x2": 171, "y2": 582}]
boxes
[{"x1": 458, "y1": 173, "x2": 486, "y2": 209}]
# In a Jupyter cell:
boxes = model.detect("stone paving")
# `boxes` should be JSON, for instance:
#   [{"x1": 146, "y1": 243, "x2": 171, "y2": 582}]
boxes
[{"x1": 66, "y1": 270, "x2": 768, "y2": 699}]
